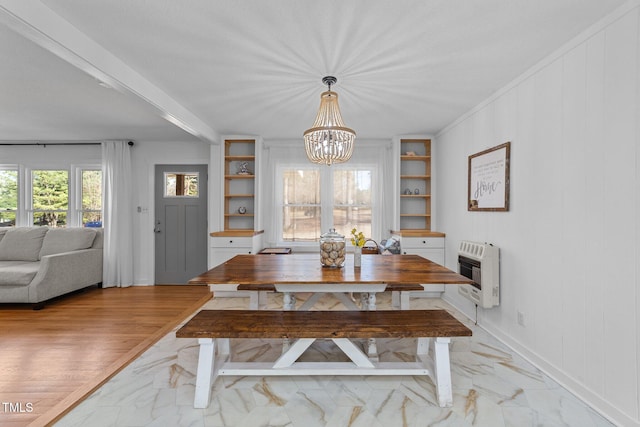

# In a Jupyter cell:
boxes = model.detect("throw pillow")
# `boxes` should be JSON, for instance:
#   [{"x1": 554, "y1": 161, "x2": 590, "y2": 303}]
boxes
[
  {"x1": 0, "y1": 227, "x2": 49, "y2": 261},
  {"x1": 39, "y1": 228, "x2": 97, "y2": 258}
]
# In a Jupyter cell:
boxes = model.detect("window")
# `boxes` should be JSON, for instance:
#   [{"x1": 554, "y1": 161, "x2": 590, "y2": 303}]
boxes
[
  {"x1": 280, "y1": 166, "x2": 374, "y2": 244},
  {"x1": 31, "y1": 170, "x2": 69, "y2": 227},
  {"x1": 0, "y1": 169, "x2": 18, "y2": 227},
  {"x1": 80, "y1": 169, "x2": 102, "y2": 227},
  {"x1": 282, "y1": 169, "x2": 320, "y2": 242},
  {"x1": 333, "y1": 169, "x2": 372, "y2": 238},
  {"x1": 0, "y1": 165, "x2": 102, "y2": 228}
]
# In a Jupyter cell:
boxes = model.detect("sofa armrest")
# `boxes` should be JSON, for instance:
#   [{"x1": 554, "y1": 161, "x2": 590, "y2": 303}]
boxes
[{"x1": 28, "y1": 248, "x2": 103, "y2": 303}]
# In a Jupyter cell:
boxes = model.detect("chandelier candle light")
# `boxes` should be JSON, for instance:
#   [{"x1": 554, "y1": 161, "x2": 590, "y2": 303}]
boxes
[{"x1": 304, "y1": 76, "x2": 356, "y2": 166}]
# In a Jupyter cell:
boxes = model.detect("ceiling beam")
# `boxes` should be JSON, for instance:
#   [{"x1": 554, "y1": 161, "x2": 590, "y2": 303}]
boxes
[{"x1": 0, "y1": 0, "x2": 220, "y2": 144}]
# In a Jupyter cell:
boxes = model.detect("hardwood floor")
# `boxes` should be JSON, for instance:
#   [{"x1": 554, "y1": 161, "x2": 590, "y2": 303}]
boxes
[{"x1": 0, "y1": 285, "x2": 211, "y2": 427}]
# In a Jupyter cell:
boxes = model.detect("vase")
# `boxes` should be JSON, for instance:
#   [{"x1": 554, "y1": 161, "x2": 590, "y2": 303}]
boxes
[{"x1": 354, "y1": 246, "x2": 362, "y2": 268}]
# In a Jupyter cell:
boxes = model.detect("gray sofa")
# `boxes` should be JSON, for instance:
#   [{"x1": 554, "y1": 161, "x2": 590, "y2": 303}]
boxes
[{"x1": 0, "y1": 227, "x2": 103, "y2": 307}]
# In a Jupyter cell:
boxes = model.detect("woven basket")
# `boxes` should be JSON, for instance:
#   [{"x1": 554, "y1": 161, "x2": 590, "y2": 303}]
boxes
[{"x1": 361, "y1": 239, "x2": 379, "y2": 255}]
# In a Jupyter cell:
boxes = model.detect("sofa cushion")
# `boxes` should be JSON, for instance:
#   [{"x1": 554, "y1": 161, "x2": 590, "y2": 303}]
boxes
[
  {"x1": 39, "y1": 228, "x2": 97, "y2": 258},
  {"x1": 0, "y1": 260, "x2": 41, "y2": 286},
  {"x1": 0, "y1": 227, "x2": 48, "y2": 261},
  {"x1": 0, "y1": 228, "x2": 7, "y2": 243}
]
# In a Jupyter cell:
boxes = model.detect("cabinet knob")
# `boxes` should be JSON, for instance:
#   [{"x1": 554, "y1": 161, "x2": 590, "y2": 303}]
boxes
[
  {"x1": 422, "y1": 240, "x2": 426, "y2": 244},
  {"x1": 229, "y1": 240, "x2": 233, "y2": 243}
]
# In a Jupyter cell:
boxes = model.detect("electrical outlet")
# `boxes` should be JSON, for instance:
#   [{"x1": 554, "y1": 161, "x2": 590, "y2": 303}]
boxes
[{"x1": 517, "y1": 311, "x2": 525, "y2": 327}]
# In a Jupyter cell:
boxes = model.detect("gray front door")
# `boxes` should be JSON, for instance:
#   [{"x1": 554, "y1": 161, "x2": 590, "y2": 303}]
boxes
[{"x1": 155, "y1": 164, "x2": 208, "y2": 284}]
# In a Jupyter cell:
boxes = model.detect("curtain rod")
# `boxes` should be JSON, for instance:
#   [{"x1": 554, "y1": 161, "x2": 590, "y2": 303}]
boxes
[{"x1": 0, "y1": 141, "x2": 134, "y2": 146}]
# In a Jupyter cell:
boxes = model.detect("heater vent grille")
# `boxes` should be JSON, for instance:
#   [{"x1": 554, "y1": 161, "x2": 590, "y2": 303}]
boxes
[{"x1": 457, "y1": 241, "x2": 500, "y2": 308}]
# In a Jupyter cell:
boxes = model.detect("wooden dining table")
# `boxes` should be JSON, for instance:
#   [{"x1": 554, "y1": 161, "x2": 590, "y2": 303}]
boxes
[{"x1": 189, "y1": 253, "x2": 474, "y2": 310}]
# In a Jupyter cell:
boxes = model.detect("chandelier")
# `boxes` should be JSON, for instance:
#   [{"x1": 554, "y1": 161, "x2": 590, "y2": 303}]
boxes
[{"x1": 303, "y1": 76, "x2": 356, "y2": 165}]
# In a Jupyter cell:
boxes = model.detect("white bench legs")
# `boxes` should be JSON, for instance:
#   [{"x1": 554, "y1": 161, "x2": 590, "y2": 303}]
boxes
[
  {"x1": 193, "y1": 338, "x2": 229, "y2": 409},
  {"x1": 191, "y1": 335, "x2": 456, "y2": 409},
  {"x1": 416, "y1": 337, "x2": 453, "y2": 407},
  {"x1": 432, "y1": 337, "x2": 453, "y2": 407}
]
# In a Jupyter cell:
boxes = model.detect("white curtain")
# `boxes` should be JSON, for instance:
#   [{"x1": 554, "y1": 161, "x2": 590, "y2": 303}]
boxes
[{"x1": 101, "y1": 141, "x2": 134, "y2": 287}]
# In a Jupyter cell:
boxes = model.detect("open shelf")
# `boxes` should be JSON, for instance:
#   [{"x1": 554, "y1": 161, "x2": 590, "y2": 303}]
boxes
[
  {"x1": 223, "y1": 140, "x2": 256, "y2": 231},
  {"x1": 399, "y1": 139, "x2": 432, "y2": 232}
]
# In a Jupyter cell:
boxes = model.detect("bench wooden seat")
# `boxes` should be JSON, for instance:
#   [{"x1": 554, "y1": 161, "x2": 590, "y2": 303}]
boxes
[
  {"x1": 234, "y1": 283, "x2": 424, "y2": 310},
  {"x1": 236, "y1": 283, "x2": 276, "y2": 291},
  {"x1": 235, "y1": 283, "x2": 424, "y2": 292},
  {"x1": 177, "y1": 309, "x2": 472, "y2": 409}
]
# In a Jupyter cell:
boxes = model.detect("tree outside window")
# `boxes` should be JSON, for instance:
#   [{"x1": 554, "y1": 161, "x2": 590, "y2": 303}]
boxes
[
  {"x1": 0, "y1": 170, "x2": 18, "y2": 227},
  {"x1": 281, "y1": 167, "x2": 373, "y2": 243},
  {"x1": 32, "y1": 170, "x2": 68, "y2": 227},
  {"x1": 282, "y1": 169, "x2": 320, "y2": 242},
  {"x1": 333, "y1": 169, "x2": 372, "y2": 238},
  {"x1": 81, "y1": 170, "x2": 102, "y2": 226}
]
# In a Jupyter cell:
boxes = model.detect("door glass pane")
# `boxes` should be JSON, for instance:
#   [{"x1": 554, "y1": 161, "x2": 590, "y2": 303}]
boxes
[{"x1": 165, "y1": 172, "x2": 199, "y2": 197}]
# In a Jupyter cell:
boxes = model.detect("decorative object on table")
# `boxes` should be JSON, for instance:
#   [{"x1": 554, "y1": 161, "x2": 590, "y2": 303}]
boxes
[
  {"x1": 468, "y1": 141, "x2": 511, "y2": 211},
  {"x1": 319, "y1": 228, "x2": 346, "y2": 268},
  {"x1": 362, "y1": 238, "x2": 380, "y2": 255},
  {"x1": 237, "y1": 161, "x2": 251, "y2": 175},
  {"x1": 380, "y1": 236, "x2": 401, "y2": 255},
  {"x1": 404, "y1": 188, "x2": 412, "y2": 195},
  {"x1": 350, "y1": 228, "x2": 367, "y2": 267},
  {"x1": 414, "y1": 188, "x2": 420, "y2": 195},
  {"x1": 303, "y1": 76, "x2": 356, "y2": 166},
  {"x1": 237, "y1": 206, "x2": 247, "y2": 214}
]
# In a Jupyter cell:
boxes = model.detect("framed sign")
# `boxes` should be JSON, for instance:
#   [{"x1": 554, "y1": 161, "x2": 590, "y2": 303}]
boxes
[{"x1": 468, "y1": 142, "x2": 510, "y2": 211}]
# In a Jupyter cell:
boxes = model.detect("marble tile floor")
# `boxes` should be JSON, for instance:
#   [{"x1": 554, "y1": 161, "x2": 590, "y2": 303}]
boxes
[{"x1": 57, "y1": 293, "x2": 615, "y2": 427}]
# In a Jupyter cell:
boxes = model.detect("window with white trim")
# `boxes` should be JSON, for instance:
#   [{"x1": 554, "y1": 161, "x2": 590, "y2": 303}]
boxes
[
  {"x1": 278, "y1": 165, "x2": 374, "y2": 244},
  {"x1": 0, "y1": 165, "x2": 102, "y2": 228},
  {"x1": 0, "y1": 168, "x2": 18, "y2": 227},
  {"x1": 31, "y1": 169, "x2": 69, "y2": 227},
  {"x1": 79, "y1": 169, "x2": 102, "y2": 227}
]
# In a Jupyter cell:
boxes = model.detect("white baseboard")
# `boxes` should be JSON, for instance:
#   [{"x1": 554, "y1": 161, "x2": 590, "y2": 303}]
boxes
[{"x1": 442, "y1": 294, "x2": 635, "y2": 427}]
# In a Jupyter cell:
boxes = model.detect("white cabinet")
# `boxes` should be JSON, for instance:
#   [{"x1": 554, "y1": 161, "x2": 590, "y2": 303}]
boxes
[
  {"x1": 398, "y1": 235, "x2": 446, "y2": 294},
  {"x1": 209, "y1": 233, "x2": 264, "y2": 268},
  {"x1": 209, "y1": 135, "x2": 264, "y2": 297}
]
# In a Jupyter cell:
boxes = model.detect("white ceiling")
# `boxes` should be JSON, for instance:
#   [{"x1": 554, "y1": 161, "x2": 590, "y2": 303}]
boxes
[{"x1": 0, "y1": 0, "x2": 629, "y2": 144}]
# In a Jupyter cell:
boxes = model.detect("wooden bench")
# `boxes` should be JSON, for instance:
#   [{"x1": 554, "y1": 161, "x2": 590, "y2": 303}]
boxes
[
  {"x1": 235, "y1": 283, "x2": 426, "y2": 310},
  {"x1": 176, "y1": 309, "x2": 472, "y2": 409}
]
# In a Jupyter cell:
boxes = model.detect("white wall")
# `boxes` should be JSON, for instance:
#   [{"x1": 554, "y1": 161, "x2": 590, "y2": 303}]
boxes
[{"x1": 436, "y1": 3, "x2": 640, "y2": 425}]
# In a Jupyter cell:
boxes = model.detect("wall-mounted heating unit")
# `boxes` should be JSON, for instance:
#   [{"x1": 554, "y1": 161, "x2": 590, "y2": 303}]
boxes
[{"x1": 457, "y1": 241, "x2": 500, "y2": 308}]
